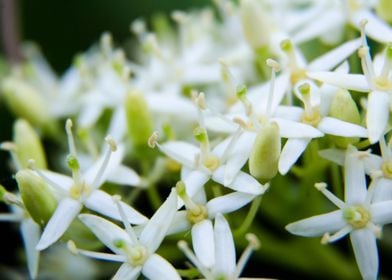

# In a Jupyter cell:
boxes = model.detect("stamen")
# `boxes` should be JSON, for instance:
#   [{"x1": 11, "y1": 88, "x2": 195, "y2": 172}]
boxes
[
  {"x1": 321, "y1": 226, "x2": 352, "y2": 244},
  {"x1": 193, "y1": 126, "x2": 210, "y2": 160},
  {"x1": 0, "y1": 142, "x2": 21, "y2": 170},
  {"x1": 28, "y1": 159, "x2": 65, "y2": 194},
  {"x1": 90, "y1": 136, "x2": 117, "y2": 189},
  {"x1": 176, "y1": 181, "x2": 199, "y2": 211},
  {"x1": 220, "y1": 126, "x2": 243, "y2": 163},
  {"x1": 314, "y1": 183, "x2": 345, "y2": 209},
  {"x1": 65, "y1": 119, "x2": 78, "y2": 157},
  {"x1": 112, "y1": 195, "x2": 139, "y2": 245},
  {"x1": 67, "y1": 240, "x2": 126, "y2": 262},
  {"x1": 380, "y1": 44, "x2": 392, "y2": 79},
  {"x1": 148, "y1": 131, "x2": 159, "y2": 148},
  {"x1": 3, "y1": 192, "x2": 23, "y2": 208},
  {"x1": 265, "y1": 58, "x2": 281, "y2": 118},
  {"x1": 235, "y1": 233, "x2": 260, "y2": 278},
  {"x1": 100, "y1": 32, "x2": 113, "y2": 56},
  {"x1": 358, "y1": 20, "x2": 375, "y2": 86},
  {"x1": 280, "y1": 39, "x2": 299, "y2": 70},
  {"x1": 177, "y1": 240, "x2": 214, "y2": 280},
  {"x1": 191, "y1": 91, "x2": 207, "y2": 110}
]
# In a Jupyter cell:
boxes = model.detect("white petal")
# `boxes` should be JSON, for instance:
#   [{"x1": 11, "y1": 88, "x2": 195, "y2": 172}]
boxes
[
  {"x1": 351, "y1": 9, "x2": 392, "y2": 43},
  {"x1": 113, "y1": 263, "x2": 141, "y2": 280},
  {"x1": 286, "y1": 210, "x2": 346, "y2": 237},
  {"x1": 38, "y1": 170, "x2": 73, "y2": 194},
  {"x1": 78, "y1": 102, "x2": 104, "y2": 128},
  {"x1": 140, "y1": 189, "x2": 177, "y2": 253},
  {"x1": 274, "y1": 118, "x2": 323, "y2": 138},
  {"x1": 372, "y1": 178, "x2": 392, "y2": 203},
  {"x1": 344, "y1": 147, "x2": 367, "y2": 204},
  {"x1": 204, "y1": 115, "x2": 238, "y2": 133},
  {"x1": 84, "y1": 190, "x2": 147, "y2": 225},
  {"x1": 318, "y1": 148, "x2": 345, "y2": 166},
  {"x1": 78, "y1": 213, "x2": 132, "y2": 254},
  {"x1": 192, "y1": 219, "x2": 215, "y2": 268},
  {"x1": 146, "y1": 94, "x2": 198, "y2": 120},
  {"x1": 350, "y1": 229, "x2": 378, "y2": 280},
  {"x1": 159, "y1": 141, "x2": 199, "y2": 168},
  {"x1": 107, "y1": 165, "x2": 142, "y2": 187},
  {"x1": 274, "y1": 105, "x2": 304, "y2": 120},
  {"x1": 318, "y1": 117, "x2": 367, "y2": 137},
  {"x1": 308, "y1": 38, "x2": 361, "y2": 71},
  {"x1": 367, "y1": 91, "x2": 390, "y2": 144},
  {"x1": 142, "y1": 254, "x2": 181, "y2": 280},
  {"x1": 207, "y1": 192, "x2": 256, "y2": 218},
  {"x1": 21, "y1": 218, "x2": 40, "y2": 279},
  {"x1": 166, "y1": 211, "x2": 191, "y2": 235},
  {"x1": 214, "y1": 214, "x2": 236, "y2": 277},
  {"x1": 371, "y1": 200, "x2": 392, "y2": 225},
  {"x1": 279, "y1": 138, "x2": 311, "y2": 175},
  {"x1": 107, "y1": 106, "x2": 127, "y2": 141},
  {"x1": 213, "y1": 167, "x2": 264, "y2": 195},
  {"x1": 36, "y1": 198, "x2": 82, "y2": 250},
  {"x1": 179, "y1": 170, "x2": 210, "y2": 208},
  {"x1": 307, "y1": 72, "x2": 370, "y2": 92}
]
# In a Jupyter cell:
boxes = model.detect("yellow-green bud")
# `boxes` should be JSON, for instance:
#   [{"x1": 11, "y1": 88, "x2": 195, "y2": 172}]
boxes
[
  {"x1": 240, "y1": 0, "x2": 270, "y2": 49},
  {"x1": 249, "y1": 122, "x2": 281, "y2": 182},
  {"x1": 328, "y1": 89, "x2": 361, "y2": 148},
  {"x1": 376, "y1": 0, "x2": 392, "y2": 23},
  {"x1": 1, "y1": 77, "x2": 49, "y2": 129},
  {"x1": 124, "y1": 90, "x2": 153, "y2": 149},
  {"x1": 15, "y1": 170, "x2": 57, "y2": 226},
  {"x1": 14, "y1": 119, "x2": 47, "y2": 169}
]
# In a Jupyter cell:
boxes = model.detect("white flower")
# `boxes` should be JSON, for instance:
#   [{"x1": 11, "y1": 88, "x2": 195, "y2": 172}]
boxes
[
  {"x1": 308, "y1": 22, "x2": 392, "y2": 143},
  {"x1": 34, "y1": 120, "x2": 147, "y2": 251},
  {"x1": 178, "y1": 213, "x2": 260, "y2": 280},
  {"x1": 286, "y1": 146, "x2": 392, "y2": 280},
  {"x1": 69, "y1": 189, "x2": 180, "y2": 280}
]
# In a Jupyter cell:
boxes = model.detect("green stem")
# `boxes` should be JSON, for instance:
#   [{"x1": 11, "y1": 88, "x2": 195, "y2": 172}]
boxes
[{"x1": 234, "y1": 195, "x2": 262, "y2": 237}]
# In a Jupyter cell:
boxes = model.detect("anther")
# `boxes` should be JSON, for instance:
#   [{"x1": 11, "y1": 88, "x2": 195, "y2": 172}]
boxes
[
  {"x1": 105, "y1": 135, "x2": 117, "y2": 152},
  {"x1": 148, "y1": 131, "x2": 159, "y2": 148}
]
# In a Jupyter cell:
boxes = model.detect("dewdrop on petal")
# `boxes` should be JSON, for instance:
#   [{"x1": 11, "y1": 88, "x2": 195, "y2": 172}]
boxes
[
  {"x1": 1, "y1": 77, "x2": 50, "y2": 130},
  {"x1": 328, "y1": 89, "x2": 361, "y2": 148},
  {"x1": 14, "y1": 119, "x2": 47, "y2": 169},
  {"x1": 15, "y1": 169, "x2": 57, "y2": 227},
  {"x1": 124, "y1": 90, "x2": 153, "y2": 149},
  {"x1": 376, "y1": 0, "x2": 392, "y2": 23},
  {"x1": 248, "y1": 121, "x2": 281, "y2": 182}
]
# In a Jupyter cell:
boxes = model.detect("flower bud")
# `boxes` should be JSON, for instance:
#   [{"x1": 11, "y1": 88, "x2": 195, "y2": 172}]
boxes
[
  {"x1": 124, "y1": 90, "x2": 153, "y2": 149},
  {"x1": 376, "y1": 0, "x2": 392, "y2": 23},
  {"x1": 249, "y1": 122, "x2": 281, "y2": 182},
  {"x1": 15, "y1": 170, "x2": 57, "y2": 226},
  {"x1": 328, "y1": 89, "x2": 361, "y2": 148},
  {"x1": 14, "y1": 119, "x2": 47, "y2": 169},
  {"x1": 1, "y1": 77, "x2": 49, "y2": 129}
]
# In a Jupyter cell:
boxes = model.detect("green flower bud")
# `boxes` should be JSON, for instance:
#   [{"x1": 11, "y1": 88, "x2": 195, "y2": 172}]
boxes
[
  {"x1": 376, "y1": 0, "x2": 392, "y2": 23},
  {"x1": 14, "y1": 119, "x2": 47, "y2": 169},
  {"x1": 328, "y1": 89, "x2": 361, "y2": 148},
  {"x1": 15, "y1": 170, "x2": 57, "y2": 226},
  {"x1": 240, "y1": 0, "x2": 270, "y2": 49},
  {"x1": 249, "y1": 122, "x2": 281, "y2": 182},
  {"x1": 124, "y1": 90, "x2": 153, "y2": 149},
  {"x1": 1, "y1": 77, "x2": 49, "y2": 129}
]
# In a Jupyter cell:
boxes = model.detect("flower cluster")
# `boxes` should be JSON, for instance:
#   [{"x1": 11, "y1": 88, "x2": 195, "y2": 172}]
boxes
[{"x1": 1, "y1": 0, "x2": 392, "y2": 279}]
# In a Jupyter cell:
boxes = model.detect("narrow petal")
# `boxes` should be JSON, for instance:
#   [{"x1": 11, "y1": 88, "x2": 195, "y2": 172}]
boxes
[
  {"x1": 36, "y1": 198, "x2": 82, "y2": 250},
  {"x1": 350, "y1": 229, "x2": 378, "y2": 280},
  {"x1": 192, "y1": 219, "x2": 215, "y2": 268},
  {"x1": 146, "y1": 94, "x2": 198, "y2": 120},
  {"x1": 166, "y1": 211, "x2": 191, "y2": 235},
  {"x1": 21, "y1": 218, "x2": 40, "y2": 279},
  {"x1": 286, "y1": 210, "x2": 346, "y2": 237},
  {"x1": 279, "y1": 138, "x2": 311, "y2": 175},
  {"x1": 213, "y1": 167, "x2": 264, "y2": 195},
  {"x1": 318, "y1": 148, "x2": 345, "y2": 166},
  {"x1": 140, "y1": 189, "x2": 177, "y2": 253},
  {"x1": 367, "y1": 91, "x2": 389, "y2": 144},
  {"x1": 344, "y1": 147, "x2": 367, "y2": 204},
  {"x1": 84, "y1": 190, "x2": 147, "y2": 225},
  {"x1": 78, "y1": 213, "x2": 131, "y2": 254},
  {"x1": 142, "y1": 254, "x2": 181, "y2": 280},
  {"x1": 371, "y1": 200, "x2": 392, "y2": 225},
  {"x1": 113, "y1": 263, "x2": 141, "y2": 280},
  {"x1": 179, "y1": 170, "x2": 210, "y2": 208},
  {"x1": 318, "y1": 117, "x2": 367, "y2": 137},
  {"x1": 274, "y1": 118, "x2": 323, "y2": 138},
  {"x1": 307, "y1": 72, "x2": 370, "y2": 92},
  {"x1": 207, "y1": 192, "x2": 256, "y2": 218},
  {"x1": 159, "y1": 141, "x2": 199, "y2": 168},
  {"x1": 214, "y1": 214, "x2": 236, "y2": 277},
  {"x1": 38, "y1": 170, "x2": 73, "y2": 194},
  {"x1": 351, "y1": 9, "x2": 392, "y2": 43},
  {"x1": 308, "y1": 38, "x2": 361, "y2": 71},
  {"x1": 107, "y1": 106, "x2": 127, "y2": 141},
  {"x1": 107, "y1": 165, "x2": 142, "y2": 187}
]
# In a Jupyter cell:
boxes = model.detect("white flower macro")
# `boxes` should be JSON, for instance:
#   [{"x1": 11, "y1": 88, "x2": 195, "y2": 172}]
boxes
[
  {"x1": 286, "y1": 146, "x2": 392, "y2": 280},
  {"x1": 69, "y1": 189, "x2": 180, "y2": 280},
  {"x1": 178, "y1": 213, "x2": 260, "y2": 280},
  {"x1": 34, "y1": 119, "x2": 147, "y2": 251}
]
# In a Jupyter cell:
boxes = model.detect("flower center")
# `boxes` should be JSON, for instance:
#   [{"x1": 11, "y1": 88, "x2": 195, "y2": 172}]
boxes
[
  {"x1": 343, "y1": 205, "x2": 371, "y2": 229},
  {"x1": 301, "y1": 107, "x2": 321, "y2": 127},
  {"x1": 203, "y1": 154, "x2": 220, "y2": 172},
  {"x1": 113, "y1": 239, "x2": 148, "y2": 266},
  {"x1": 382, "y1": 160, "x2": 392, "y2": 179},
  {"x1": 373, "y1": 76, "x2": 392, "y2": 91},
  {"x1": 69, "y1": 182, "x2": 90, "y2": 199},
  {"x1": 186, "y1": 204, "x2": 208, "y2": 225},
  {"x1": 290, "y1": 68, "x2": 307, "y2": 86}
]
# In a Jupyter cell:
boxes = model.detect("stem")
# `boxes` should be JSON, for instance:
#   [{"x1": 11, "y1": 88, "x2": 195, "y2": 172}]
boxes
[
  {"x1": 1, "y1": 0, "x2": 23, "y2": 64},
  {"x1": 234, "y1": 195, "x2": 262, "y2": 237}
]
